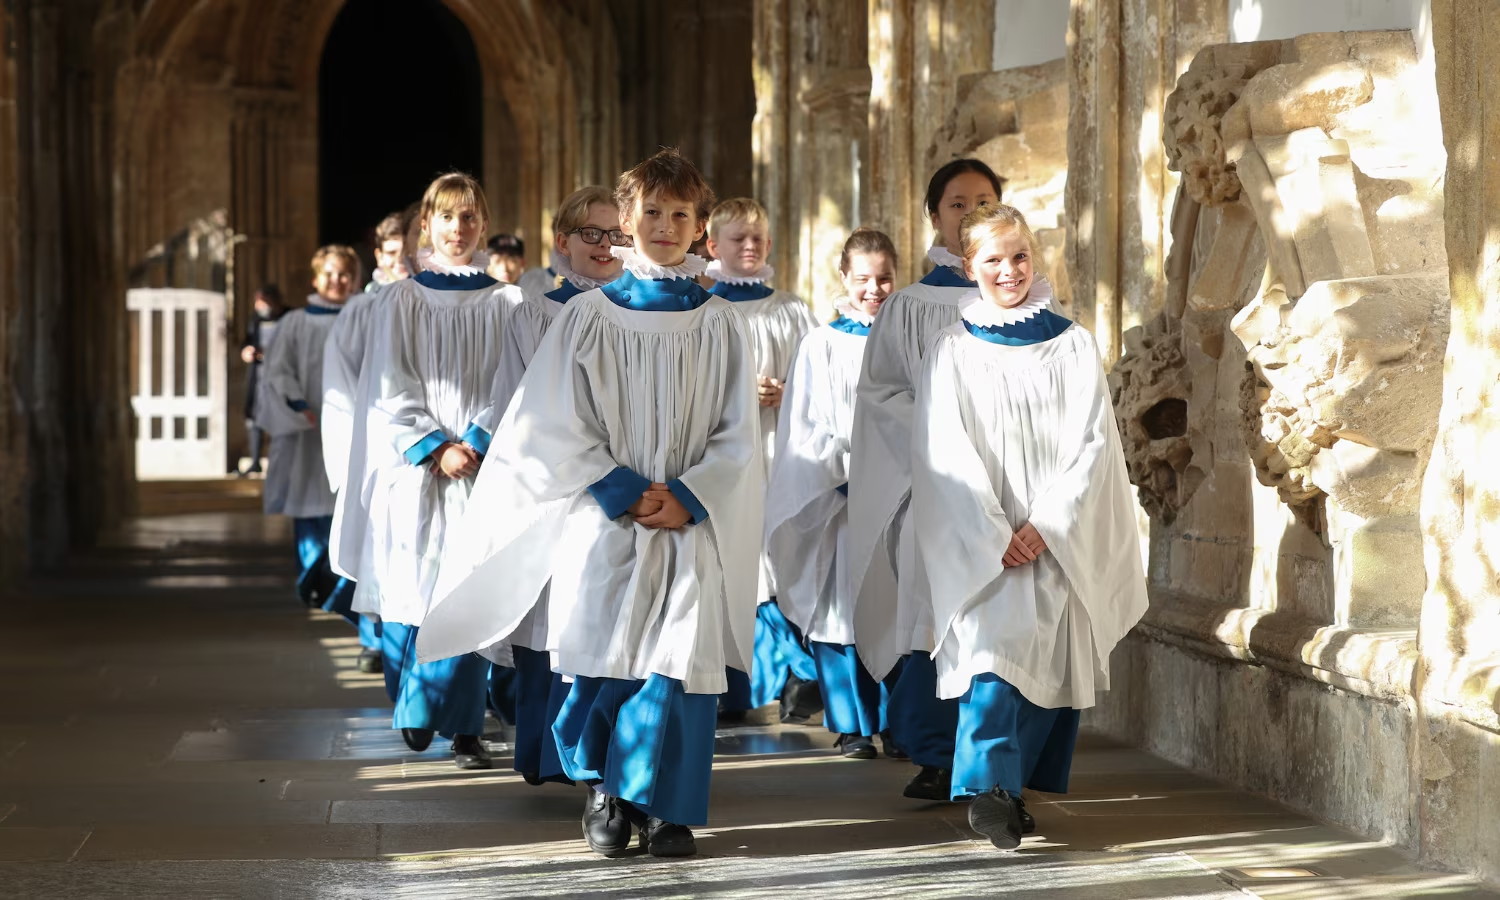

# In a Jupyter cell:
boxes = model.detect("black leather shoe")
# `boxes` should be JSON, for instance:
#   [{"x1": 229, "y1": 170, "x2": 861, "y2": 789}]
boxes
[
  {"x1": 451, "y1": 734, "x2": 492, "y2": 770},
  {"x1": 879, "y1": 730, "x2": 909, "y2": 759},
  {"x1": 1016, "y1": 794, "x2": 1036, "y2": 834},
  {"x1": 356, "y1": 648, "x2": 383, "y2": 674},
  {"x1": 401, "y1": 727, "x2": 435, "y2": 752},
  {"x1": 968, "y1": 786, "x2": 1023, "y2": 850},
  {"x1": 902, "y1": 765, "x2": 952, "y2": 801},
  {"x1": 779, "y1": 675, "x2": 824, "y2": 725},
  {"x1": 582, "y1": 789, "x2": 634, "y2": 857},
  {"x1": 716, "y1": 707, "x2": 749, "y2": 727},
  {"x1": 836, "y1": 733, "x2": 877, "y2": 759},
  {"x1": 641, "y1": 817, "x2": 696, "y2": 857}
]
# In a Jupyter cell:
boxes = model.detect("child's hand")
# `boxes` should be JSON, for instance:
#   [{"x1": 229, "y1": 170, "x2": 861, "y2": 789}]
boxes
[
  {"x1": 1002, "y1": 532, "x2": 1038, "y2": 568},
  {"x1": 1016, "y1": 522, "x2": 1048, "y2": 557},
  {"x1": 436, "y1": 442, "x2": 480, "y2": 480},
  {"x1": 628, "y1": 494, "x2": 664, "y2": 518},
  {"x1": 302, "y1": 409, "x2": 318, "y2": 427},
  {"x1": 757, "y1": 376, "x2": 785, "y2": 408},
  {"x1": 636, "y1": 484, "x2": 692, "y2": 529}
]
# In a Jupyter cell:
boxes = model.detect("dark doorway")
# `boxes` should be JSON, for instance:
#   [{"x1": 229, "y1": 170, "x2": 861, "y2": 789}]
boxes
[{"x1": 318, "y1": 0, "x2": 483, "y2": 258}]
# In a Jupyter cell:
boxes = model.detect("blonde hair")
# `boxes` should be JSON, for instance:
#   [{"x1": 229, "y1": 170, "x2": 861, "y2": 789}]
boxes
[
  {"x1": 708, "y1": 197, "x2": 769, "y2": 240},
  {"x1": 419, "y1": 172, "x2": 490, "y2": 244},
  {"x1": 614, "y1": 148, "x2": 716, "y2": 221},
  {"x1": 959, "y1": 204, "x2": 1038, "y2": 263},
  {"x1": 553, "y1": 186, "x2": 615, "y2": 237},
  {"x1": 838, "y1": 227, "x2": 898, "y2": 274},
  {"x1": 310, "y1": 244, "x2": 361, "y2": 284}
]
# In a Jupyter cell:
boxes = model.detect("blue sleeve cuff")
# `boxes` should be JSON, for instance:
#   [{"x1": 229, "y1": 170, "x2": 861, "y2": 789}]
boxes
[
  {"x1": 460, "y1": 422, "x2": 492, "y2": 457},
  {"x1": 404, "y1": 430, "x2": 448, "y2": 466},
  {"x1": 287, "y1": 399, "x2": 310, "y2": 412},
  {"x1": 588, "y1": 467, "x2": 652, "y2": 519},
  {"x1": 667, "y1": 478, "x2": 709, "y2": 525},
  {"x1": 835, "y1": 483, "x2": 848, "y2": 496}
]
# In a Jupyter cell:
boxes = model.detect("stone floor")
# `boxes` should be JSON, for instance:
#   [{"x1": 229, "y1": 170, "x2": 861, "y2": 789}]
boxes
[{"x1": 0, "y1": 511, "x2": 1493, "y2": 899}]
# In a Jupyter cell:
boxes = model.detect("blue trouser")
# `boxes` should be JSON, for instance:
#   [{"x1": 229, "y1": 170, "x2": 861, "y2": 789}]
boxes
[
  {"x1": 510, "y1": 646, "x2": 571, "y2": 783},
  {"x1": 885, "y1": 651, "x2": 960, "y2": 769},
  {"x1": 380, "y1": 621, "x2": 489, "y2": 739},
  {"x1": 553, "y1": 674, "x2": 717, "y2": 826},
  {"x1": 721, "y1": 601, "x2": 819, "y2": 712},
  {"x1": 292, "y1": 516, "x2": 356, "y2": 626},
  {"x1": 357, "y1": 614, "x2": 381, "y2": 651},
  {"x1": 487, "y1": 664, "x2": 518, "y2": 725},
  {"x1": 951, "y1": 673, "x2": 1080, "y2": 800},
  {"x1": 811, "y1": 641, "x2": 899, "y2": 737}
]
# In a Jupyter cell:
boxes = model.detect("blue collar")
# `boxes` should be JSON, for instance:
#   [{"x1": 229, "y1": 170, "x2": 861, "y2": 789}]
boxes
[
  {"x1": 545, "y1": 281, "x2": 586, "y2": 305},
  {"x1": 920, "y1": 266, "x2": 977, "y2": 289},
  {"x1": 829, "y1": 315, "x2": 871, "y2": 336},
  {"x1": 708, "y1": 280, "x2": 775, "y2": 302},
  {"x1": 414, "y1": 270, "x2": 499, "y2": 291},
  {"x1": 600, "y1": 270, "x2": 711, "y2": 312},
  {"x1": 963, "y1": 309, "x2": 1073, "y2": 346},
  {"x1": 304, "y1": 303, "x2": 343, "y2": 316}
]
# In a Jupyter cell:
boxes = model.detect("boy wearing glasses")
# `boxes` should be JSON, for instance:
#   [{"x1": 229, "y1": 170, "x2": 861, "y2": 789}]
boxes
[
  {"x1": 705, "y1": 198, "x2": 822, "y2": 726},
  {"x1": 477, "y1": 185, "x2": 628, "y2": 787}
]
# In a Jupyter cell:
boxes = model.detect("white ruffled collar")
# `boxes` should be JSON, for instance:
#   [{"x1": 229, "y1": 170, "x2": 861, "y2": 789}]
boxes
[
  {"x1": 835, "y1": 300, "x2": 876, "y2": 326},
  {"x1": 609, "y1": 245, "x2": 709, "y2": 281},
  {"x1": 705, "y1": 259, "x2": 775, "y2": 286},
  {"x1": 418, "y1": 247, "x2": 491, "y2": 277},
  {"x1": 960, "y1": 278, "x2": 1055, "y2": 326},
  {"x1": 928, "y1": 244, "x2": 967, "y2": 272},
  {"x1": 551, "y1": 250, "x2": 612, "y2": 291}
]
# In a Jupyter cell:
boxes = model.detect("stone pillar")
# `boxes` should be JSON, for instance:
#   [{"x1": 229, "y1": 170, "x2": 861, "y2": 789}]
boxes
[
  {"x1": 1420, "y1": 0, "x2": 1500, "y2": 882},
  {"x1": 0, "y1": 0, "x2": 30, "y2": 581}
]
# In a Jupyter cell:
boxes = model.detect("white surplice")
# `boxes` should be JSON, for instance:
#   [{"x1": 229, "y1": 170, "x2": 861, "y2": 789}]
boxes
[
  {"x1": 763, "y1": 321, "x2": 870, "y2": 645},
  {"x1": 415, "y1": 288, "x2": 764, "y2": 695},
  {"x1": 257, "y1": 300, "x2": 341, "y2": 518},
  {"x1": 350, "y1": 275, "x2": 524, "y2": 627},
  {"x1": 515, "y1": 266, "x2": 557, "y2": 299},
  {"x1": 846, "y1": 276, "x2": 974, "y2": 678},
  {"x1": 321, "y1": 290, "x2": 386, "y2": 581},
  {"x1": 911, "y1": 307, "x2": 1148, "y2": 708}
]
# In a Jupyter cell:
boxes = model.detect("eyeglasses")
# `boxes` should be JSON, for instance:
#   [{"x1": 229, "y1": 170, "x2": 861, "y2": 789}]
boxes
[{"x1": 567, "y1": 227, "x2": 631, "y2": 247}]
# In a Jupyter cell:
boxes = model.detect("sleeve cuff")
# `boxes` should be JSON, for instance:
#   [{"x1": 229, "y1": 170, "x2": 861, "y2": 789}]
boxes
[
  {"x1": 587, "y1": 467, "x2": 652, "y2": 519},
  {"x1": 460, "y1": 422, "x2": 492, "y2": 457},
  {"x1": 835, "y1": 483, "x2": 848, "y2": 496},
  {"x1": 404, "y1": 430, "x2": 448, "y2": 466},
  {"x1": 667, "y1": 478, "x2": 710, "y2": 525},
  {"x1": 287, "y1": 399, "x2": 310, "y2": 412}
]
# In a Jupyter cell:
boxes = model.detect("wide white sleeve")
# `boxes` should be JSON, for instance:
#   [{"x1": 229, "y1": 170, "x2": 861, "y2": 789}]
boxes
[
  {"x1": 256, "y1": 314, "x2": 313, "y2": 437},
  {"x1": 370, "y1": 300, "x2": 448, "y2": 459},
  {"x1": 320, "y1": 299, "x2": 368, "y2": 490}
]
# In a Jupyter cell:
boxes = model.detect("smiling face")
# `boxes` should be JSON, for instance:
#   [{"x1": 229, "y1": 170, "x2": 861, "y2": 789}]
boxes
[
  {"x1": 313, "y1": 256, "x2": 355, "y2": 304},
  {"x1": 966, "y1": 228, "x2": 1034, "y2": 309},
  {"x1": 842, "y1": 250, "x2": 896, "y2": 318},
  {"x1": 929, "y1": 170, "x2": 999, "y2": 255},
  {"x1": 707, "y1": 220, "x2": 771, "y2": 279},
  {"x1": 621, "y1": 191, "x2": 705, "y2": 268},
  {"x1": 424, "y1": 203, "x2": 486, "y2": 267},
  {"x1": 557, "y1": 202, "x2": 625, "y2": 282}
]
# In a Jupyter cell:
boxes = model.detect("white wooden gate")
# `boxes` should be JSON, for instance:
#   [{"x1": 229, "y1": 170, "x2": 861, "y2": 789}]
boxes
[{"x1": 128, "y1": 288, "x2": 229, "y2": 479}]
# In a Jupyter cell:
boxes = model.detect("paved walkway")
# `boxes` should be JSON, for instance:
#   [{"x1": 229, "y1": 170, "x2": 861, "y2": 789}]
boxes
[{"x1": 0, "y1": 512, "x2": 1492, "y2": 899}]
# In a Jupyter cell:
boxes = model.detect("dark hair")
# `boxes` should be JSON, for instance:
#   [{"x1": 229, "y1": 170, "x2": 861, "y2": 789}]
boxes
[
  {"x1": 374, "y1": 212, "x2": 405, "y2": 243},
  {"x1": 838, "y1": 227, "x2": 899, "y2": 274},
  {"x1": 255, "y1": 284, "x2": 284, "y2": 305},
  {"x1": 615, "y1": 147, "x2": 717, "y2": 221},
  {"x1": 923, "y1": 158, "x2": 1005, "y2": 215},
  {"x1": 486, "y1": 234, "x2": 525, "y2": 259}
]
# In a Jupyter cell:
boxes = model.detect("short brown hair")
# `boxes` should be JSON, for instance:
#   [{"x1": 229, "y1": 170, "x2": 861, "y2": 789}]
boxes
[
  {"x1": 310, "y1": 244, "x2": 361, "y2": 284},
  {"x1": 614, "y1": 148, "x2": 716, "y2": 221},
  {"x1": 420, "y1": 172, "x2": 491, "y2": 235},
  {"x1": 374, "y1": 212, "x2": 405, "y2": 244},
  {"x1": 708, "y1": 197, "x2": 768, "y2": 240},
  {"x1": 959, "y1": 204, "x2": 1037, "y2": 263},
  {"x1": 554, "y1": 186, "x2": 616, "y2": 237},
  {"x1": 838, "y1": 227, "x2": 898, "y2": 274}
]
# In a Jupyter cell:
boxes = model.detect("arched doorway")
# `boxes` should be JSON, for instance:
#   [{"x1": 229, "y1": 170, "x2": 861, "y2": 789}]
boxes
[{"x1": 317, "y1": 0, "x2": 484, "y2": 254}]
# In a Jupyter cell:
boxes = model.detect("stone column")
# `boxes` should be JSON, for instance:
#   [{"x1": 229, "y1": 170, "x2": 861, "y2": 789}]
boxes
[{"x1": 0, "y1": 0, "x2": 31, "y2": 581}]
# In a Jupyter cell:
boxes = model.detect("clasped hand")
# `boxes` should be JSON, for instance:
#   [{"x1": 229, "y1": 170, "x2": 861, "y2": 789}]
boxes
[
  {"x1": 1002, "y1": 522, "x2": 1048, "y2": 568},
  {"x1": 757, "y1": 375, "x2": 784, "y2": 409},
  {"x1": 629, "y1": 483, "x2": 692, "y2": 530},
  {"x1": 434, "y1": 441, "x2": 481, "y2": 480}
]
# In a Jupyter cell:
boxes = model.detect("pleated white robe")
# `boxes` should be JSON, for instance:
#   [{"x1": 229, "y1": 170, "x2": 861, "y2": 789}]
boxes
[
  {"x1": 257, "y1": 304, "x2": 340, "y2": 518},
  {"x1": 321, "y1": 290, "x2": 385, "y2": 581},
  {"x1": 912, "y1": 319, "x2": 1148, "y2": 708},
  {"x1": 351, "y1": 275, "x2": 524, "y2": 627},
  {"x1": 847, "y1": 278, "x2": 974, "y2": 678},
  {"x1": 764, "y1": 323, "x2": 867, "y2": 646},
  {"x1": 416, "y1": 288, "x2": 764, "y2": 695},
  {"x1": 515, "y1": 266, "x2": 557, "y2": 300}
]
